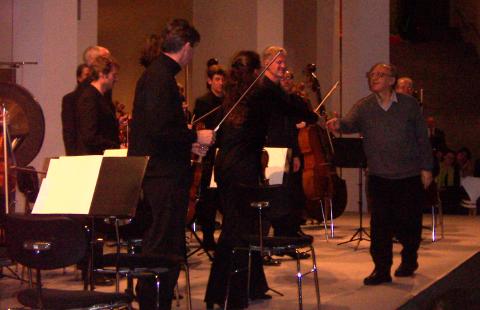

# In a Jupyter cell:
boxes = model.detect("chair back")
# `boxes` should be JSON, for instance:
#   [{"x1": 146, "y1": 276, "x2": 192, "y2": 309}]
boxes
[{"x1": 6, "y1": 214, "x2": 87, "y2": 270}]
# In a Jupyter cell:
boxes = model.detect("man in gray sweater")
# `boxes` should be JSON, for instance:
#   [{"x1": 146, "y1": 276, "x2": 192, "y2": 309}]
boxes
[{"x1": 327, "y1": 63, "x2": 433, "y2": 285}]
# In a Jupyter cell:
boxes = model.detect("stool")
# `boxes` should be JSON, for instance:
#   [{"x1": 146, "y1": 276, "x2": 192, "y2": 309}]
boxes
[
  {"x1": 226, "y1": 184, "x2": 321, "y2": 310},
  {"x1": 6, "y1": 214, "x2": 132, "y2": 309}
]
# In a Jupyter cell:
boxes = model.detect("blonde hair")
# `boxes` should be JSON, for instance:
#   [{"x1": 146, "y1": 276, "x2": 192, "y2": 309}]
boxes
[{"x1": 262, "y1": 46, "x2": 287, "y2": 63}]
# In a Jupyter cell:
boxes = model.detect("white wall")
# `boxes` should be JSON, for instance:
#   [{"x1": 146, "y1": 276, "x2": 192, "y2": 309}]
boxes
[
  {"x1": 13, "y1": 0, "x2": 97, "y2": 171},
  {"x1": 78, "y1": 0, "x2": 98, "y2": 64},
  {"x1": 344, "y1": 0, "x2": 390, "y2": 212}
]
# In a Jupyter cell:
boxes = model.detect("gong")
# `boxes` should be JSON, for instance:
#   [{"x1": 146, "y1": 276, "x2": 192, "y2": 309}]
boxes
[{"x1": 0, "y1": 82, "x2": 45, "y2": 167}]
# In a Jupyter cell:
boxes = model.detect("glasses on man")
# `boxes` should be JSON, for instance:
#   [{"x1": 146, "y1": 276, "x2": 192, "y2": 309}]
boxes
[{"x1": 366, "y1": 72, "x2": 391, "y2": 79}]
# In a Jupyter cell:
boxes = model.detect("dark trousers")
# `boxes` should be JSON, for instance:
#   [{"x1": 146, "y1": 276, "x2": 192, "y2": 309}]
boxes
[
  {"x1": 205, "y1": 182, "x2": 268, "y2": 308},
  {"x1": 368, "y1": 175, "x2": 424, "y2": 272},
  {"x1": 136, "y1": 174, "x2": 190, "y2": 310},
  {"x1": 269, "y1": 170, "x2": 305, "y2": 237},
  {"x1": 195, "y1": 158, "x2": 218, "y2": 244}
]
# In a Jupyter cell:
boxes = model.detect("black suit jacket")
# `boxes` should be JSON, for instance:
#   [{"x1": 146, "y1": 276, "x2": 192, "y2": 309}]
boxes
[
  {"x1": 128, "y1": 53, "x2": 196, "y2": 177},
  {"x1": 61, "y1": 87, "x2": 81, "y2": 155},
  {"x1": 75, "y1": 84, "x2": 119, "y2": 155}
]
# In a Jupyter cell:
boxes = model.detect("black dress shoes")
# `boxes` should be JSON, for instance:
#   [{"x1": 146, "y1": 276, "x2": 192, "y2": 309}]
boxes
[
  {"x1": 263, "y1": 255, "x2": 281, "y2": 266},
  {"x1": 285, "y1": 252, "x2": 311, "y2": 260},
  {"x1": 363, "y1": 269, "x2": 392, "y2": 285},
  {"x1": 394, "y1": 262, "x2": 418, "y2": 277},
  {"x1": 250, "y1": 293, "x2": 272, "y2": 300}
]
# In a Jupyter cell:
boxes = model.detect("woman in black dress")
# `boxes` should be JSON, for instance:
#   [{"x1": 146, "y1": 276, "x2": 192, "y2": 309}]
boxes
[{"x1": 204, "y1": 50, "x2": 269, "y2": 309}]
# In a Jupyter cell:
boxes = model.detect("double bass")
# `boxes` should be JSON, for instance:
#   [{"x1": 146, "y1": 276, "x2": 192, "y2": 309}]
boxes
[{"x1": 298, "y1": 65, "x2": 347, "y2": 222}]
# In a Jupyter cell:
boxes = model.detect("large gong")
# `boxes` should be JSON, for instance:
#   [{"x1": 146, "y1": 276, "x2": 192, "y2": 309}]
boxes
[{"x1": 0, "y1": 82, "x2": 45, "y2": 167}]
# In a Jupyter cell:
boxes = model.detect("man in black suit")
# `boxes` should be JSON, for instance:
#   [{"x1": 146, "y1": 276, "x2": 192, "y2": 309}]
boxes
[
  {"x1": 192, "y1": 63, "x2": 225, "y2": 249},
  {"x1": 61, "y1": 46, "x2": 110, "y2": 155},
  {"x1": 128, "y1": 19, "x2": 214, "y2": 309},
  {"x1": 75, "y1": 55, "x2": 120, "y2": 155}
]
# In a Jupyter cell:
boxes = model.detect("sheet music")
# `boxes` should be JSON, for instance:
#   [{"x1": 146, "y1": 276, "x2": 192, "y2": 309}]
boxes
[
  {"x1": 209, "y1": 147, "x2": 288, "y2": 188},
  {"x1": 103, "y1": 148, "x2": 128, "y2": 157},
  {"x1": 32, "y1": 156, "x2": 103, "y2": 214},
  {"x1": 264, "y1": 147, "x2": 289, "y2": 185}
]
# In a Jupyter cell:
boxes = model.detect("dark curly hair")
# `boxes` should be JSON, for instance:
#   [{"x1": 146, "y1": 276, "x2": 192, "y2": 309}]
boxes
[
  {"x1": 139, "y1": 34, "x2": 161, "y2": 68},
  {"x1": 223, "y1": 50, "x2": 261, "y2": 126}
]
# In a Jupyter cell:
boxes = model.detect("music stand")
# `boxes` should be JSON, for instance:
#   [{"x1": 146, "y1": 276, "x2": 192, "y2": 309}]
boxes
[
  {"x1": 333, "y1": 138, "x2": 370, "y2": 250},
  {"x1": 33, "y1": 156, "x2": 149, "y2": 290}
]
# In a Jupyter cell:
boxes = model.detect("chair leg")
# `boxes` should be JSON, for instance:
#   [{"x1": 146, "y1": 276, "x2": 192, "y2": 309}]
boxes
[
  {"x1": 296, "y1": 250, "x2": 303, "y2": 310},
  {"x1": 439, "y1": 203, "x2": 444, "y2": 239},
  {"x1": 155, "y1": 274, "x2": 160, "y2": 310},
  {"x1": 247, "y1": 249, "x2": 252, "y2": 305},
  {"x1": 224, "y1": 249, "x2": 235, "y2": 310},
  {"x1": 328, "y1": 198, "x2": 334, "y2": 239},
  {"x1": 310, "y1": 246, "x2": 321, "y2": 310},
  {"x1": 431, "y1": 204, "x2": 436, "y2": 242},
  {"x1": 319, "y1": 200, "x2": 328, "y2": 241},
  {"x1": 183, "y1": 263, "x2": 192, "y2": 310}
]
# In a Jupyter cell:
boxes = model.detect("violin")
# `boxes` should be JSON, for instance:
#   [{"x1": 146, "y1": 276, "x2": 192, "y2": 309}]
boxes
[
  {"x1": 298, "y1": 65, "x2": 347, "y2": 222},
  {"x1": 186, "y1": 121, "x2": 206, "y2": 224},
  {"x1": 114, "y1": 101, "x2": 131, "y2": 148}
]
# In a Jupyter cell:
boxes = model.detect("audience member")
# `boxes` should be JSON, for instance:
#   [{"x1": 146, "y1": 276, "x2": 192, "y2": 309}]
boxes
[{"x1": 456, "y1": 147, "x2": 474, "y2": 178}]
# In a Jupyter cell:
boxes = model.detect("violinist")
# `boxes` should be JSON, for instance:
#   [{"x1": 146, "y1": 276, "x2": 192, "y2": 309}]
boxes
[
  {"x1": 261, "y1": 48, "x2": 317, "y2": 263},
  {"x1": 205, "y1": 51, "x2": 270, "y2": 310},
  {"x1": 204, "y1": 48, "x2": 317, "y2": 309},
  {"x1": 327, "y1": 63, "x2": 433, "y2": 285},
  {"x1": 128, "y1": 19, "x2": 214, "y2": 310},
  {"x1": 192, "y1": 63, "x2": 226, "y2": 249}
]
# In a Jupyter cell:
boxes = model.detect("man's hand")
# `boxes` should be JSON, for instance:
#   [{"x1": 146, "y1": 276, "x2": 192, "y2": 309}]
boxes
[
  {"x1": 296, "y1": 121, "x2": 306, "y2": 129},
  {"x1": 421, "y1": 170, "x2": 433, "y2": 190},
  {"x1": 197, "y1": 129, "x2": 215, "y2": 146},
  {"x1": 326, "y1": 118, "x2": 341, "y2": 134},
  {"x1": 293, "y1": 157, "x2": 301, "y2": 173},
  {"x1": 191, "y1": 142, "x2": 209, "y2": 157}
]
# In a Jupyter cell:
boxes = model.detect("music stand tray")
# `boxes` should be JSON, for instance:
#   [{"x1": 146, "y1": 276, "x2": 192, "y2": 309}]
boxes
[{"x1": 332, "y1": 138, "x2": 370, "y2": 250}]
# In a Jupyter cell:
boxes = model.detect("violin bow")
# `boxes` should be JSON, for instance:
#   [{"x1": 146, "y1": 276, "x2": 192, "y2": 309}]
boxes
[
  {"x1": 191, "y1": 105, "x2": 222, "y2": 126},
  {"x1": 213, "y1": 51, "x2": 282, "y2": 133},
  {"x1": 313, "y1": 81, "x2": 340, "y2": 154},
  {"x1": 314, "y1": 81, "x2": 339, "y2": 114}
]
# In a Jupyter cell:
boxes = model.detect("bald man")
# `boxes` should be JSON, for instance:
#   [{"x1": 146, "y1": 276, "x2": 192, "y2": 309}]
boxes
[{"x1": 395, "y1": 77, "x2": 414, "y2": 96}]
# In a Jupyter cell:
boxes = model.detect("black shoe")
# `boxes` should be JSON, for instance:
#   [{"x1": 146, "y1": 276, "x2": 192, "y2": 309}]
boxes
[
  {"x1": 263, "y1": 255, "x2": 281, "y2": 266},
  {"x1": 94, "y1": 274, "x2": 114, "y2": 286},
  {"x1": 285, "y1": 252, "x2": 311, "y2": 260},
  {"x1": 363, "y1": 269, "x2": 392, "y2": 285},
  {"x1": 250, "y1": 293, "x2": 272, "y2": 300},
  {"x1": 394, "y1": 262, "x2": 418, "y2": 277}
]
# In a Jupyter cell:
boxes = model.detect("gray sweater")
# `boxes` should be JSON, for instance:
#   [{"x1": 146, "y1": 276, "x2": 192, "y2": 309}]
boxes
[{"x1": 339, "y1": 92, "x2": 433, "y2": 179}]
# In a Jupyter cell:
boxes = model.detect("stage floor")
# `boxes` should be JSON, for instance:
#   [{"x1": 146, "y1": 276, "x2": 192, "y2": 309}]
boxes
[{"x1": 1, "y1": 212, "x2": 479, "y2": 309}]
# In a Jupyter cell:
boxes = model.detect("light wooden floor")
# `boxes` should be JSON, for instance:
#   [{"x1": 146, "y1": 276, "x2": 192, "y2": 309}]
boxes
[{"x1": 1, "y1": 212, "x2": 479, "y2": 310}]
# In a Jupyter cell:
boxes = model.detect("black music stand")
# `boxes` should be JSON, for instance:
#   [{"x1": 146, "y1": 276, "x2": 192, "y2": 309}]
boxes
[
  {"x1": 333, "y1": 138, "x2": 370, "y2": 250},
  {"x1": 32, "y1": 156, "x2": 149, "y2": 290}
]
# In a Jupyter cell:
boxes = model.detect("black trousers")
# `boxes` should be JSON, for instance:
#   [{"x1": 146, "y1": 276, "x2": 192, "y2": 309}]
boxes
[
  {"x1": 205, "y1": 182, "x2": 268, "y2": 308},
  {"x1": 136, "y1": 174, "x2": 190, "y2": 310},
  {"x1": 368, "y1": 175, "x2": 425, "y2": 272}
]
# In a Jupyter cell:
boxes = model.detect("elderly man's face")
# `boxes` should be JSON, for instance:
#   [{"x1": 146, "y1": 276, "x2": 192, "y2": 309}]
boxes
[{"x1": 367, "y1": 65, "x2": 395, "y2": 94}]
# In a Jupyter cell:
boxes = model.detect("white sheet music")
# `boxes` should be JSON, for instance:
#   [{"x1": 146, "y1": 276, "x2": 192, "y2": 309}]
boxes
[
  {"x1": 209, "y1": 147, "x2": 289, "y2": 188},
  {"x1": 32, "y1": 156, "x2": 103, "y2": 214},
  {"x1": 103, "y1": 149, "x2": 128, "y2": 157}
]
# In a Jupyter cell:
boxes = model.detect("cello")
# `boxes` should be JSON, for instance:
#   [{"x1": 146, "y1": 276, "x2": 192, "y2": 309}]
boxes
[{"x1": 298, "y1": 65, "x2": 347, "y2": 223}]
